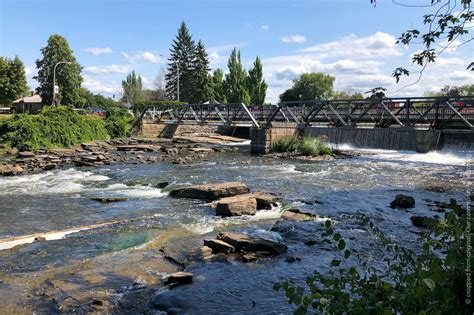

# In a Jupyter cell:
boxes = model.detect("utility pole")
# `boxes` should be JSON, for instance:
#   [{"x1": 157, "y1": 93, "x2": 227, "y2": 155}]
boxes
[{"x1": 52, "y1": 61, "x2": 72, "y2": 105}]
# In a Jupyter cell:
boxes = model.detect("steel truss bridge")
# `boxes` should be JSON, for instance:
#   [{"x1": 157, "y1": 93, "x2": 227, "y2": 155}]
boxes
[{"x1": 136, "y1": 96, "x2": 474, "y2": 130}]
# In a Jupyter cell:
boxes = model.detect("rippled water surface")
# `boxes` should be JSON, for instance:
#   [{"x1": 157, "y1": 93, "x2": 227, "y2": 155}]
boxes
[{"x1": 0, "y1": 146, "x2": 471, "y2": 313}]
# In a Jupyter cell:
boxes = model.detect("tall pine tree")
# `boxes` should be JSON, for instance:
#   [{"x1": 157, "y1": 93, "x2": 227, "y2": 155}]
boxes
[
  {"x1": 191, "y1": 40, "x2": 211, "y2": 103},
  {"x1": 247, "y1": 56, "x2": 267, "y2": 105},
  {"x1": 35, "y1": 34, "x2": 83, "y2": 105},
  {"x1": 0, "y1": 56, "x2": 29, "y2": 105},
  {"x1": 224, "y1": 48, "x2": 250, "y2": 104},
  {"x1": 121, "y1": 70, "x2": 143, "y2": 108},
  {"x1": 210, "y1": 68, "x2": 226, "y2": 103},
  {"x1": 165, "y1": 22, "x2": 195, "y2": 102}
]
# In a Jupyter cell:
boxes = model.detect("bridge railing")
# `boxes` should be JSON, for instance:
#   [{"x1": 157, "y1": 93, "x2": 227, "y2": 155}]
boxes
[{"x1": 135, "y1": 96, "x2": 474, "y2": 130}]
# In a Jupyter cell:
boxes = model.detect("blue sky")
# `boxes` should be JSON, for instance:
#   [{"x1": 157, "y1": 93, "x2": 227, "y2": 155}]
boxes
[{"x1": 1, "y1": 0, "x2": 472, "y2": 102}]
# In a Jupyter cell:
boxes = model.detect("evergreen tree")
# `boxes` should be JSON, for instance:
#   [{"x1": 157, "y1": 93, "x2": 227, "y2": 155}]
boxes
[
  {"x1": 35, "y1": 34, "x2": 83, "y2": 105},
  {"x1": 191, "y1": 40, "x2": 211, "y2": 103},
  {"x1": 121, "y1": 70, "x2": 143, "y2": 108},
  {"x1": 224, "y1": 48, "x2": 250, "y2": 104},
  {"x1": 247, "y1": 56, "x2": 267, "y2": 105},
  {"x1": 0, "y1": 56, "x2": 29, "y2": 105},
  {"x1": 165, "y1": 22, "x2": 195, "y2": 102},
  {"x1": 210, "y1": 68, "x2": 226, "y2": 103}
]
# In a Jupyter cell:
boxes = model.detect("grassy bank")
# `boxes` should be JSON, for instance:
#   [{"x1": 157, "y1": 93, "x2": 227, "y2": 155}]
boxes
[
  {"x1": 0, "y1": 106, "x2": 110, "y2": 152},
  {"x1": 271, "y1": 136, "x2": 331, "y2": 156}
]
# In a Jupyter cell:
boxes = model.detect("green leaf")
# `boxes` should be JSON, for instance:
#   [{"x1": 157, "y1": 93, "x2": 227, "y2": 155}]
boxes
[
  {"x1": 331, "y1": 259, "x2": 341, "y2": 267},
  {"x1": 338, "y1": 240, "x2": 346, "y2": 250},
  {"x1": 423, "y1": 278, "x2": 435, "y2": 291},
  {"x1": 344, "y1": 250, "x2": 351, "y2": 259},
  {"x1": 325, "y1": 220, "x2": 331, "y2": 228},
  {"x1": 333, "y1": 233, "x2": 341, "y2": 241}
]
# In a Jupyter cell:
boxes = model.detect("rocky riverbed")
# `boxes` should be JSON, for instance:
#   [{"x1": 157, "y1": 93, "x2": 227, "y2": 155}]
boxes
[{"x1": 0, "y1": 141, "x2": 470, "y2": 314}]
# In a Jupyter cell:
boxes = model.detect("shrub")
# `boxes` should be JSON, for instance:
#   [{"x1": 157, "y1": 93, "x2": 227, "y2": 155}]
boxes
[
  {"x1": 274, "y1": 200, "x2": 471, "y2": 314},
  {"x1": 105, "y1": 107, "x2": 134, "y2": 138},
  {"x1": 0, "y1": 106, "x2": 108, "y2": 152},
  {"x1": 271, "y1": 136, "x2": 331, "y2": 156}
]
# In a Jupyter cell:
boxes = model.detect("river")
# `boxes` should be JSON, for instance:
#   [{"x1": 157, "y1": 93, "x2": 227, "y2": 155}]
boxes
[{"x1": 0, "y1": 145, "x2": 471, "y2": 314}]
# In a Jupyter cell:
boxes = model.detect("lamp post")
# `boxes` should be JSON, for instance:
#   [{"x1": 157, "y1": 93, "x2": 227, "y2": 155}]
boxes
[
  {"x1": 159, "y1": 55, "x2": 179, "y2": 102},
  {"x1": 52, "y1": 61, "x2": 72, "y2": 105}
]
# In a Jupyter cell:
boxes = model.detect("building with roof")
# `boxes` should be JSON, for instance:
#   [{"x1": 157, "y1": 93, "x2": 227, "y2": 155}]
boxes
[{"x1": 12, "y1": 92, "x2": 44, "y2": 114}]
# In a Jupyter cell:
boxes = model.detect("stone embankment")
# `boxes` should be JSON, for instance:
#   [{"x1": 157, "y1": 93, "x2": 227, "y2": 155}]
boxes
[{"x1": 0, "y1": 135, "x2": 246, "y2": 176}]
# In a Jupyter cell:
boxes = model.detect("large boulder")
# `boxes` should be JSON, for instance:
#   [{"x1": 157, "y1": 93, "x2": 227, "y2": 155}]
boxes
[
  {"x1": 0, "y1": 164, "x2": 24, "y2": 176},
  {"x1": 169, "y1": 182, "x2": 250, "y2": 201},
  {"x1": 217, "y1": 232, "x2": 287, "y2": 256},
  {"x1": 215, "y1": 194, "x2": 257, "y2": 216},
  {"x1": 390, "y1": 194, "x2": 415, "y2": 208},
  {"x1": 410, "y1": 216, "x2": 440, "y2": 228},
  {"x1": 252, "y1": 192, "x2": 281, "y2": 210}
]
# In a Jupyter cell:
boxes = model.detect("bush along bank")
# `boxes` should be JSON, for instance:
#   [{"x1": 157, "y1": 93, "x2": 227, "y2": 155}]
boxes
[
  {"x1": 0, "y1": 106, "x2": 136, "y2": 152},
  {"x1": 271, "y1": 136, "x2": 332, "y2": 156}
]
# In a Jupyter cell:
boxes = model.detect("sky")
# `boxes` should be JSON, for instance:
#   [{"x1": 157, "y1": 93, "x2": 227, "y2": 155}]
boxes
[{"x1": 0, "y1": 0, "x2": 473, "y2": 103}]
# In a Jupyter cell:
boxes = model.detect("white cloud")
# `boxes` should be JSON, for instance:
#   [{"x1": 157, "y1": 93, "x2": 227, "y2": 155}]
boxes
[
  {"x1": 301, "y1": 32, "x2": 401, "y2": 58},
  {"x1": 84, "y1": 47, "x2": 113, "y2": 56},
  {"x1": 84, "y1": 64, "x2": 129, "y2": 74},
  {"x1": 447, "y1": 70, "x2": 474, "y2": 81},
  {"x1": 121, "y1": 51, "x2": 162, "y2": 64},
  {"x1": 24, "y1": 66, "x2": 31, "y2": 75},
  {"x1": 280, "y1": 34, "x2": 306, "y2": 43},
  {"x1": 261, "y1": 25, "x2": 269, "y2": 31},
  {"x1": 83, "y1": 76, "x2": 121, "y2": 96}
]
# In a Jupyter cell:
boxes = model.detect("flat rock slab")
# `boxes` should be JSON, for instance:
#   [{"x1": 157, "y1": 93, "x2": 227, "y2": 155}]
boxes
[
  {"x1": 281, "y1": 208, "x2": 317, "y2": 221},
  {"x1": 91, "y1": 197, "x2": 128, "y2": 203},
  {"x1": 169, "y1": 182, "x2": 250, "y2": 201},
  {"x1": 116, "y1": 145, "x2": 157, "y2": 152},
  {"x1": 216, "y1": 194, "x2": 257, "y2": 216},
  {"x1": 217, "y1": 232, "x2": 287, "y2": 256}
]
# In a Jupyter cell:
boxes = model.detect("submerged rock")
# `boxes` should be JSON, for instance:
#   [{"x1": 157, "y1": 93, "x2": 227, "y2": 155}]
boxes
[
  {"x1": 169, "y1": 182, "x2": 250, "y2": 201},
  {"x1": 156, "y1": 182, "x2": 170, "y2": 189},
  {"x1": 410, "y1": 216, "x2": 440, "y2": 228},
  {"x1": 215, "y1": 194, "x2": 257, "y2": 216},
  {"x1": 390, "y1": 194, "x2": 415, "y2": 208},
  {"x1": 91, "y1": 197, "x2": 128, "y2": 203},
  {"x1": 217, "y1": 232, "x2": 287, "y2": 256}
]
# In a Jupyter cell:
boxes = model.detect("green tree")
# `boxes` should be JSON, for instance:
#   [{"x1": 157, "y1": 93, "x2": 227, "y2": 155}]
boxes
[
  {"x1": 0, "y1": 56, "x2": 29, "y2": 105},
  {"x1": 370, "y1": 0, "x2": 473, "y2": 83},
  {"x1": 191, "y1": 40, "x2": 211, "y2": 103},
  {"x1": 224, "y1": 48, "x2": 250, "y2": 104},
  {"x1": 279, "y1": 73, "x2": 335, "y2": 102},
  {"x1": 166, "y1": 22, "x2": 195, "y2": 102},
  {"x1": 210, "y1": 68, "x2": 226, "y2": 103},
  {"x1": 80, "y1": 88, "x2": 117, "y2": 108},
  {"x1": 122, "y1": 71, "x2": 143, "y2": 111},
  {"x1": 247, "y1": 56, "x2": 267, "y2": 105},
  {"x1": 332, "y1": 90, "x2": 364, "y2": 100},
  {"x1": 34, "y1": 34, "x2": 83, "y2": 105}
]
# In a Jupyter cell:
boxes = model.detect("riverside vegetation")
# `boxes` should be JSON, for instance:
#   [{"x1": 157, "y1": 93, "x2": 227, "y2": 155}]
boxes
[
  {"x1": 274, "y1": 200, "x2": 471, "y2": 314},
  {"x1": 0, "y1": 106, "x2": 132, "y2": 152},
  {"x1": 271, "y1": 136, "x2": 332, "y2": 156}
]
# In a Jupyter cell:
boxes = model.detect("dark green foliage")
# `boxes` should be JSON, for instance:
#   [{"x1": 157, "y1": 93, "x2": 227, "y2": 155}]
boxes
[
  {"x1": 166, "y1": 22, "x2": 196, "y2": 102},
  {"x1": 271, "y1": 136, "x2": 331, "y2": 156},
  {"x1": 224, "y1": 48, "x2": 250, "y2": 104},
  {"x1": 34, "y1": 34, "x2": 83, "y2": 105},
  {"x1": 280, "y1": 73, "x2": 335, "y2": 102},
  {"x1": 275, "y1": 200, "x2": 471, "y2": 314},
  {"x1": 191, "y1": 40, "x2": 212, "y2": 103},
  {"x1": 210, "y1": 68, "x2": 226, "y2": 103},
  {"x1": 247, "y1": 57, "x2": 267, "y2": 105},
  {"x1": 0, "y1": 106, "x2": 108, "y2": 152},
  {"x1": 0, "y1": 56, "x2": 29, "y2": 105},
  {"x1": 104, "y1": 107, "x2": 133, "y2": 138}
]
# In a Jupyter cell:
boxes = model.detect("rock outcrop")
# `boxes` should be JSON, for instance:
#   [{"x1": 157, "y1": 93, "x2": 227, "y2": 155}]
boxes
[
  {"x1": 390, "y1": 194, "x2": 415, "y2": 208},
  {"x1": 217, "y1": 232, "x2": 287, "y2": 256},
  {"x1": 215, "y1": 194, "x2": 257, "y2": 216},
  {"x1": 169, "y1": 182, "x2": 250, "y2": 201}
]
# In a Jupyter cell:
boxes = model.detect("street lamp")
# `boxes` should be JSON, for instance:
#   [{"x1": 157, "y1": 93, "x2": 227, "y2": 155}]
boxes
[
  {"x1": 159, "y1": 55, "x2": 179, "y2": 102},
  {"x1": 52, "y1": 61, "x2": 72, "y2": 105}
]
